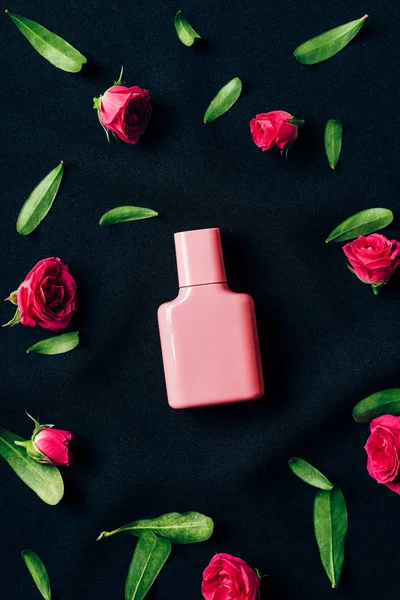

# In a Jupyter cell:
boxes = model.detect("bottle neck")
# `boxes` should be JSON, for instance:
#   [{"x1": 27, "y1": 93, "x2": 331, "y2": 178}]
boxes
[{"x1": 174, "y1": 228, "x2": 227, "y2": 287}]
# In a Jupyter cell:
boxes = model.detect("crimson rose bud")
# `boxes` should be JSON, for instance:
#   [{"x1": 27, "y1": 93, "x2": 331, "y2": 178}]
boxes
[
  {"x1": 250, "y1": 110, "x2": 303, "y2": 153},
  {"x1": 33, "y1": 427, "x2": 73, "y2": 466},
  {"x1": 94, "y1": 72, "x2": 152, "y2": 145},
  {"x1": 16, "y1": 257, "x2": 77, "y2": 330},
  {"x1": 15, "y1": 414, "x2": 73, "y2": 467},
  {"x1": 201, "y1": 553, "x2": 260, "y2": 600},
  {"x1": 365, "y1": 415, "x2": 400, "y2": 494},
  {"x1": 343, "y1": 233, "x2": 400, "y2": 294}
]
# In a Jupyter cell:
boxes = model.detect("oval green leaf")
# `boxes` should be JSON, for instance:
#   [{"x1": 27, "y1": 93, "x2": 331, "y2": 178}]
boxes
[
  {"x1": 325, "y1": 208, "x2": 393, "y2": 244},
  {"x1": 16, "y1": 162, "x2": 63, "y2": 235},
  {"x1": 314, "y1": 486, "x2": 348, "y2": 589},
  {"x1": 353, "y1": 389, "x2": 400, "y2": 423},
  {"x1": 27, "y1": 332, "x2": 79, "y2": 355},
  {"x1": 22, "y1": 550, "x2": 52, "y2": 600},
  {"x1": 0, "y1": 427, "x2": 64, "y2": 505},
  {"x1": 203, "y1": 77, "x2": 242, "y2": 123},
  {"x1": 288, "y1": 457, "x2": 333, "y2": 490},
  {"x1": 325, "y1": 120, "x2": 342, "y2": 169},
  {"x1": 99, "y1": 206, "x2": 158, "y2": 226},
  {"x1": 97, "y1": 511, "x2": 214, "y2": 544},
  {"x1": 6, "y1": 11, "x2": 87, "y2": 72},
  {"x1": 125, "y1": 531, "x2": 171, "y2": 600},
  {"x1": 294, "y1": 14, "x2": 368, "y2": 65},
  {"x1": 174, "y1": 10, "x2": 201, "y2": 46}
]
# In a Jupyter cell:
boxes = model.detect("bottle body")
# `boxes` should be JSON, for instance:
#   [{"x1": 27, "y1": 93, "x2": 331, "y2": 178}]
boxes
[{"x1": 158, "y1": 283, "x2": 264, "y2": 408}]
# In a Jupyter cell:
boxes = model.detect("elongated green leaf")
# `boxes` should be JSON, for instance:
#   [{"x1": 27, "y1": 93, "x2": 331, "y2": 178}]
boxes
[
  {"x1": 6, "y1": 11, "x2": 87, "y2": 72},
  {"x1": 314, "y1": 487, "x2": 348, "y2": 588},
  {"x1": 97, "y1": 511, "x2": 214, "y2": 544},
  {"x1": 99, "y1": 206, "x2": 158, "y2": 226},
  {"x1": 353, "y1": 389, "x2": 400, "y2": 423},
  {"x1": 325, "y1": 120, "x2": 342, "y2": 169},
  {"x1": 325, "y1": 208, "x2": 393, "y2": 243},
  {"x1": 294, "y1": 14, "x2": 368, "y2": 65},
  {"x1": 174, "y1": 11, "x2": 201, "y2": 46},
  {"x1": 27, "y1": 332, "x2": 79, "y2": 355},
  {"x1": 125, "y1": 532, "x2": 171, "y2": 600},
  {"x1": 16, "y1": 162, "x2": 63, "y2": 235},
  {"x1": 288, "y1": 457, "x2": 333, "y2": 490},
  {"x1": 22, "y1": 550, "x2": 52, "y2": 600},
  {"x1": 203, "y1": 77, "x2": 242, "y2": 123},
  {"x1": 0, "y1": 427, "x2": 63, "y2": 505}
]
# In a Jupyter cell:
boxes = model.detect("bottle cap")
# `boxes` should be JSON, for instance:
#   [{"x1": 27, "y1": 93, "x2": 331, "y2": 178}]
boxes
[{"x1": 174, "y1": 228, "x2": 227, "y2": 287}]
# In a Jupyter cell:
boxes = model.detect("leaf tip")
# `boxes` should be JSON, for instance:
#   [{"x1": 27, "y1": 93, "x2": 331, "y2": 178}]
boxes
[
  {"x1": 5, "y1": 8, "x2": 9, "y2": 14},
  {"x1": 362, "y1": 13, "x2": 369, "y2": 20},
  {"x1": 96, "y1": 532, "x2": 107, "y2": 541}
]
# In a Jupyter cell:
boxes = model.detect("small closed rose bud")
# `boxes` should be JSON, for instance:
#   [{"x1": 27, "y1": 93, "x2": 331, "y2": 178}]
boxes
[
  {"x1": 202, "y1": 553, "x2": 261, "y2": 600},
  {"x1": 33, "y1": 427, "x2": 73, "y2": 466},
  {"x1": 15, "y1": 414, "x2": 73, "y2": 466},
  {"x1": 365, "y1": 415, "x2": 400, "y2": 494},
  {"x1": 343, "y1": 233, "x2": 400, "y2": 294},
  {"x1": 93, "y1": 67, "x2": 152, "y2": 145},
  {"x1": 250, "y1": 110, "x2": 304, "y2": 156}
]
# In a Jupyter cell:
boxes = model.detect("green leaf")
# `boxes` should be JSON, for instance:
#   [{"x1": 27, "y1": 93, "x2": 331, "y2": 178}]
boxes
[
  {"x1": 325, "y1": 208, "x2": 393, "y2": 243},
  {"x1": 353, "y1": 389, "x2": 400, "y2": 423},
  {"x1": 16, "y1": 162, "x2": 64, "y2": 235},
  {"x1": 0, "y1": 427, "x2": 63, "y2": 505},
  {"x1": 288, "y1": 457, "x2": 333, "y2": 490},
  {"x1": 324, "y1": 120, "x2": 343, "y2": 169},
  {"x1": 99, "y1": 206, "x2": 158, "y2": 226},
  {"x1": 203, "y1": 77, "x2": 242, "y2": 123},
  {"x1": 6, "y1": 11, "x2": 87, "y2": 72},
  {"x1": 22, "y1": 550, "x2": 52, "y2": 600},
  {"x1": 97, "y1": 511, "x2": 214, "y2": 544},
  {"x1": 294, "y1": 14, "x2": 368, "y2": 65},
  {"x1": 27, "y1": 332, "x2": 79, "y2": 355},
  {"x1": 125, "y1": 532, "x2": 171, "y2": 600},
  {"x1": 174, "y1": 10, "x2": 201, "y2": 46},
  {"x1": 314, "y1": 486, "x2": 348, "y2": 588}
]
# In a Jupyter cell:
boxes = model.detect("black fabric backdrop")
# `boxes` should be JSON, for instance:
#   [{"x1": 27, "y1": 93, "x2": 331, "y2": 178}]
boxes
[{"x1": 0, "y1": 0, "x2": 399, "y2": 598}]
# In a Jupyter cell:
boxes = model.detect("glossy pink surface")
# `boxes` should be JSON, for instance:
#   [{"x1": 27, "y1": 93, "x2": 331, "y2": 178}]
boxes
[
  {"x1": 174, "y1": 228, "x2": 226, "y2": 287},
  {"x1": 158, "y1": 228, "x2": 264, "y2": 409}
]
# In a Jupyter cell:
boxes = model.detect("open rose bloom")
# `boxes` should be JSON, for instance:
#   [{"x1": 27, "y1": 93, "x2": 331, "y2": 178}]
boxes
[
  {"x1": 202, "y1": 553, "x2": 260, "y2": 600},
  {"x1": 343, "y1": 233, "x2": 400, "y2": 294},
  {"x1": 94, "y1": 70, "x2": 152, "y2": 144},
  {"x1": 250, "y1": 110, "x2": 304, "y2": 155},
  {"x1": 4, "y1": 257, "x2": 77, "y2": 329},
  {"x1": 365, "y1": 415, "x2": 400, "y2": 494}
]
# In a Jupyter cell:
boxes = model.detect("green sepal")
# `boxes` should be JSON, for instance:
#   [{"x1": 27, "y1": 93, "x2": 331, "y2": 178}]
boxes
[
  {"x1": 14, "y1": 439, "x2": 47, "y2": 463},
  {"x1": 289, "y1": 117, "x2": 305, "y2": 128},
  {"x1": 93, "y1": 96, "x2": 101, "y2": 111},
  {"x1": 4, "y1": 290, "x2": 18, "y2": 304},
  {"x1": 114, "y1": 66, "x2": 124, "y2": 86},
  {"x1": 2, "y1": 307, "x2": 21, "y2": 327}
]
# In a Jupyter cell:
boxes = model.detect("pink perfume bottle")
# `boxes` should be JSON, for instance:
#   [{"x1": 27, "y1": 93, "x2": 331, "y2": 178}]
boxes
[{"x1": 158, "y1": 228, "x2": 264, "y2": 408}]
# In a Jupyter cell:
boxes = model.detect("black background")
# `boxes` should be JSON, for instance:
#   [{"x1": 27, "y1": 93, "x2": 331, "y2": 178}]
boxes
[{"x1": 0, "y1": 0, "x2": 399, "y2": 598}]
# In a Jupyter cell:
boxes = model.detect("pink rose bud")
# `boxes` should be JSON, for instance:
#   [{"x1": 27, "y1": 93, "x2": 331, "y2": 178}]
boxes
[
  {"x1": 94, "y1": 69, "x2": 152, "y2": 144},
  {"x1": 343, "y1": 233, "x2": 400, "y2": 295},
  {"x1": 15, "y1": 414, "x2": 73, "y2": 466},
  {"x1": 250, "y1": 110, "x2": 304, "y2": 155},
  {"x1": 365, "y1": 415, "x2": 400, "y2": 494},
  {"x1": 202, "y1": 553, "x2": 260, "y2": 600},
  {"x1": 33, "y1": 427, "x2": 73, "y2": 466}
]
